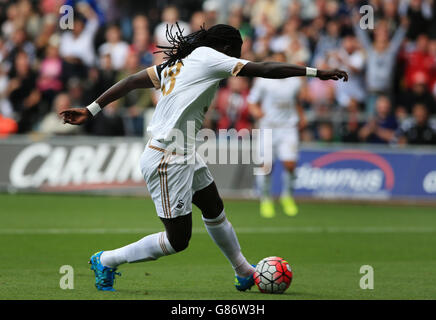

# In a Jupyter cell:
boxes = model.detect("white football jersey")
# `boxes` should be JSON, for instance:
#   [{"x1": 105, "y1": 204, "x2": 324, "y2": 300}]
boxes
[
  {"x1": 247, "y1": 77, "x2": 302, "y2": 128},
  {"x1": 146, "y1": 47, "x2": 249, "y2": 144}
]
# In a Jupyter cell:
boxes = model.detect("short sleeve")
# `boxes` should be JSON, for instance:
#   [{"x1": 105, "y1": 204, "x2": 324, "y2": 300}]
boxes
[
  {"x1": 247, "y1": 79, "x2": 264, "y2": 104},
  {"x1": 199, "y1": 47, "x2": 250, "y2": 79},
  {"x1": 146, "y1": 65, "x2": 161, "y2": 89}
]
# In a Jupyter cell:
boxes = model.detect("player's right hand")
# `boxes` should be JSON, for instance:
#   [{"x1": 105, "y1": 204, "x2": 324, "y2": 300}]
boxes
[{"x1": 60, "y1": 108, "x2": 91, "y2": 125}]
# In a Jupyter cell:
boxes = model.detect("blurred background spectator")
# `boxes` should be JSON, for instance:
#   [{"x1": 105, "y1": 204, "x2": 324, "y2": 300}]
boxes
[
  {"x1": 205, "y1": 76, "x2": 253, "y2": 133},
  {"x1": 38, "y1": 92, "x2": 81, "y2": 135},
  {"x1": 358, "y1": 95, "x2": 398, "y2": 144},
  {"x1": 397, "y1": 102, "x2": 436, "y2": 145},
  {"x1": 0, "y1": 0, "x2": 434, "y2": 147}
]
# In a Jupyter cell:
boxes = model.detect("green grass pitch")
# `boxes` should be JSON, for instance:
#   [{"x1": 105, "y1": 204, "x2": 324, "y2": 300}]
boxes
[{"x1": 0, "y1": 193, "x2": 435, "y2": 300}]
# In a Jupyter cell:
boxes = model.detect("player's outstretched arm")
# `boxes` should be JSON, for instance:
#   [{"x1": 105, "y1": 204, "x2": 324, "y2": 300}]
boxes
[
  {"x1": 60, "y1": 69, "x2": 154, "y2": 125},
  {"x1": 238, "y1": 62, "x2": 348, "y2": 82}
]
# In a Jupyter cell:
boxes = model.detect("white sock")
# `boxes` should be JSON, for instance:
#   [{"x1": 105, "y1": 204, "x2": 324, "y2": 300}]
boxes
[
  {"x1": 100, "y1": 232, "x2": 175, "y2": 268},
  {"x1": 256, "y1": 173, "x2": 271, "y2": 201},
  {"x1": 281, "y1": 170, "x2": 295, "y2": 197},
  {"x1": 202, "y1": 210, "x2": 255, "y2": 278}
]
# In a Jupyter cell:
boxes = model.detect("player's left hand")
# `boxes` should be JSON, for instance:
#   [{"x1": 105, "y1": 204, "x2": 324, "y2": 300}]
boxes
[
  {"x1": 317, "y1": 69, "x2": 348, "y2": 82},
  {"x1": 60, "y1": 108, "x2": 91, "y2": 125}
]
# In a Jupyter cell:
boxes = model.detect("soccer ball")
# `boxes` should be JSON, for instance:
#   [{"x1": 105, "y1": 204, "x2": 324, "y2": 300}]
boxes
[{"x1": 253, "y1": 256, "x2": 293, "y2": 294}]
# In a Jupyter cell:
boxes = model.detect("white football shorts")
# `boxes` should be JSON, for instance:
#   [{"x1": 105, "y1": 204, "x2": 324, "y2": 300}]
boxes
[
  {"x1": 257, "y1": 126, "x2": 299, "y2": 165},
  {"x1": 140, "y1": 139, "x2": 214, "y2": 219}
]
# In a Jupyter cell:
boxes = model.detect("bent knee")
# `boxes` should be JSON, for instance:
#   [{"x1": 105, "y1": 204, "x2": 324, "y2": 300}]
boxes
[
  {"x1": 168, "y1": 232, "x2": 191, "y2": 252},
  {"x1": 202, "y1": 196, "x2": 224, "y2": 219},
  {"x1": 283, "y1": 161, "x2": 297, "y2": 172}
]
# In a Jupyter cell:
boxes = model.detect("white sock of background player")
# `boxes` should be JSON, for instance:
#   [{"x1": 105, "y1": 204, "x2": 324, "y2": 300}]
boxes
[
  {"x1": 100, "y1": 232, "x2": 175, "y2": 268},
  {"x1": 281, "y1": 169, "x2": 295, "y2": 197},
  {"x1": 256, "y1": 173, "x2": 271, "y2": 201},
  {"x1": 202, "y1": 210, "x2": 255, "y2": 278}
]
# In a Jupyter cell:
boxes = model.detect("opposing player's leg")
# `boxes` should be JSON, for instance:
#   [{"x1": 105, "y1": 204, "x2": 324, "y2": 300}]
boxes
[{"x1": 192, "y1": 181, "x2": 255, "y2": 291}]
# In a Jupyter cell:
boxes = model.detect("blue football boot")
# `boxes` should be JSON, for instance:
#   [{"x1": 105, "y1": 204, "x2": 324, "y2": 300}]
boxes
[
  {"x1": 89, "y1": 251, "x2": 120, "y2": 291},
  {"x1": 234, "y1": 265, "x2": 256, "y2": 291}
]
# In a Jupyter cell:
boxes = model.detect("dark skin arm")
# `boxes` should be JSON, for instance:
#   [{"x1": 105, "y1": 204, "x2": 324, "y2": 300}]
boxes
[
  {"x1": 61, "y1": 62, "x2": 348, "y2": 125},
  {"x1": 238, "y1": 62, "x2": 348, "y2": 81},
  {"x1": 60, "y1": 69, "x2": 154, "y2": 125}
]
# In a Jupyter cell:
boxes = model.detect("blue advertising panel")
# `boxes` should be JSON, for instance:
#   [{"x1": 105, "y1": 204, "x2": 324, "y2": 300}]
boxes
[{"x1": 271, "y1": 147, "x2": 436, "y2": 201}]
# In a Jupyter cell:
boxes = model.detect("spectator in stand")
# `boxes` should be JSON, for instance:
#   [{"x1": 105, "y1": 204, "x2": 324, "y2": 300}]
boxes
[
  {"x1": 286, "y1": 36, "x2": 310, "y2": 65},
  {"x1": 0, "y1": 64, "x2": 13, "y2": 118},
  {"x1": 7, "y1": 50, "x2": 40, "y2": 133},
  {"x1": 399, "y1": 0, "x2": 433, "y2": 40},
  {"x1": 397, "y1": 72, "x2": 436, "y2": 119},
  {"x1": 312, "y1": 20, "x2": 342, "y2": 65},
  {"x1": 339, "y1": 99, "x2": 364, "y2": 143},
  {"x1": 130, "y1": 21, "x2": 155, "y2": 67},
  {"x1": 202, "y1": 0, "x2": 219, "y2": 27},
  {"x1": 67, "y1": 77, "x2": 86, "y2": 108},
  {"x1": 116, "y1": 49, "x2": 153, "y2": 135},
  {"x1": 304, "y1": 59, "x2": 336, "y2": 110},
  {"x1": 131, "y1": 14, "x2": 149, "y2": 41},
  {"x1": 252, "y1": 20, "x2": 277, "y2": 61},
  {"x1": 59, "y1": 2, "x2": 99, "y2": 78},
  {"x1": 84, "y1": 100, "x2": 125, "y2": 136},
  {"x1": 382, "y1": 0, "x2": 402, "y2": 34},
  {"x1": 1, "y1": 3, "x2": 18, "y2": 41},
  {"x1": 205, "y1": 77, "x2": 252, "y2": 133},
  {"x1": 353, "y1": 15, "x2": 407, "y2": 115},
  {"x1": 316, "y1": 121, "x2": 336, "y2": 143},
  {"x1": 397, "y1": 103, "x2": 436, "y2": 145},
  {"x1": 190, "y1": 11, "x2": 207, "y2": 31},
  {"x1": 0, "y1": 59, "x2": 18, "y2": 137},
  {"x1": 270, "y1": 17, "x2": 309, "y2": 55},
  {"x1": 429, "y1": 38, "x2": 436, "y2": 97},
  {"x1": 358, "y1": 95, "x2": 398, "y2": 144},
  {"x1": 84, "y1": 54, "x2": 117, "y2": 105},
  {"x1": 327, "y1": 34, "x2": 366, "y2": 111},
  {"x1": 4, "y1": 27, "x2": 36, "y2": 66},
  {"x1": 98, "y1": 24, "x2": 129, "y2": 71},
  {"x1": 154, "y1": 6, "x2": 191, "y2": 47},
  {"x1": 18, "y1": 0, "x2": 42, "y2": 41},
  {"x1": 249, "y1": 0, "x2": 284, "y2": 29},
  {"x1": 38, "y1": 93, "x2": 81, "y2": 135},
  {"x1": 34, "y1": 14, "x2": 58, "y2": 55},
  {"x1": 402, "y1": 34, "x2": 434, "y2": 90},
  {"x1": 37, "y1": 44, "x2": 63, "y2": 114}
]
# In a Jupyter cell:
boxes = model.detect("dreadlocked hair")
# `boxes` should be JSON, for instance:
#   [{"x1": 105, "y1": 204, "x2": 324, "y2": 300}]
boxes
[{"x1": 154, "y1": 23, "x2": 243, "y2": 68}]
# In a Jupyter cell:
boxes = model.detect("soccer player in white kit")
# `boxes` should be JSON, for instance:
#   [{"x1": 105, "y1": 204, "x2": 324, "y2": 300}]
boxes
[
  {"x1": 248, "y1": 52, "x2": 305, "y2": 218},
  {"x1": 60, "y1": 24, "x2": 347, "y2": 292}
]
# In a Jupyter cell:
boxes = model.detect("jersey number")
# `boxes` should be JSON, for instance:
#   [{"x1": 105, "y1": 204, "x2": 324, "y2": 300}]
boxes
[{"x1": 161, "y1": 62, "x2": 182, "y2": 96}]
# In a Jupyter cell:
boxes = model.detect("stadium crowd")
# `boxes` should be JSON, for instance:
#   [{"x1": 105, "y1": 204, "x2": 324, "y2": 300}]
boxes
[{"x1": 0, "y1": 0, "x2": 435, "y2": 145}]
